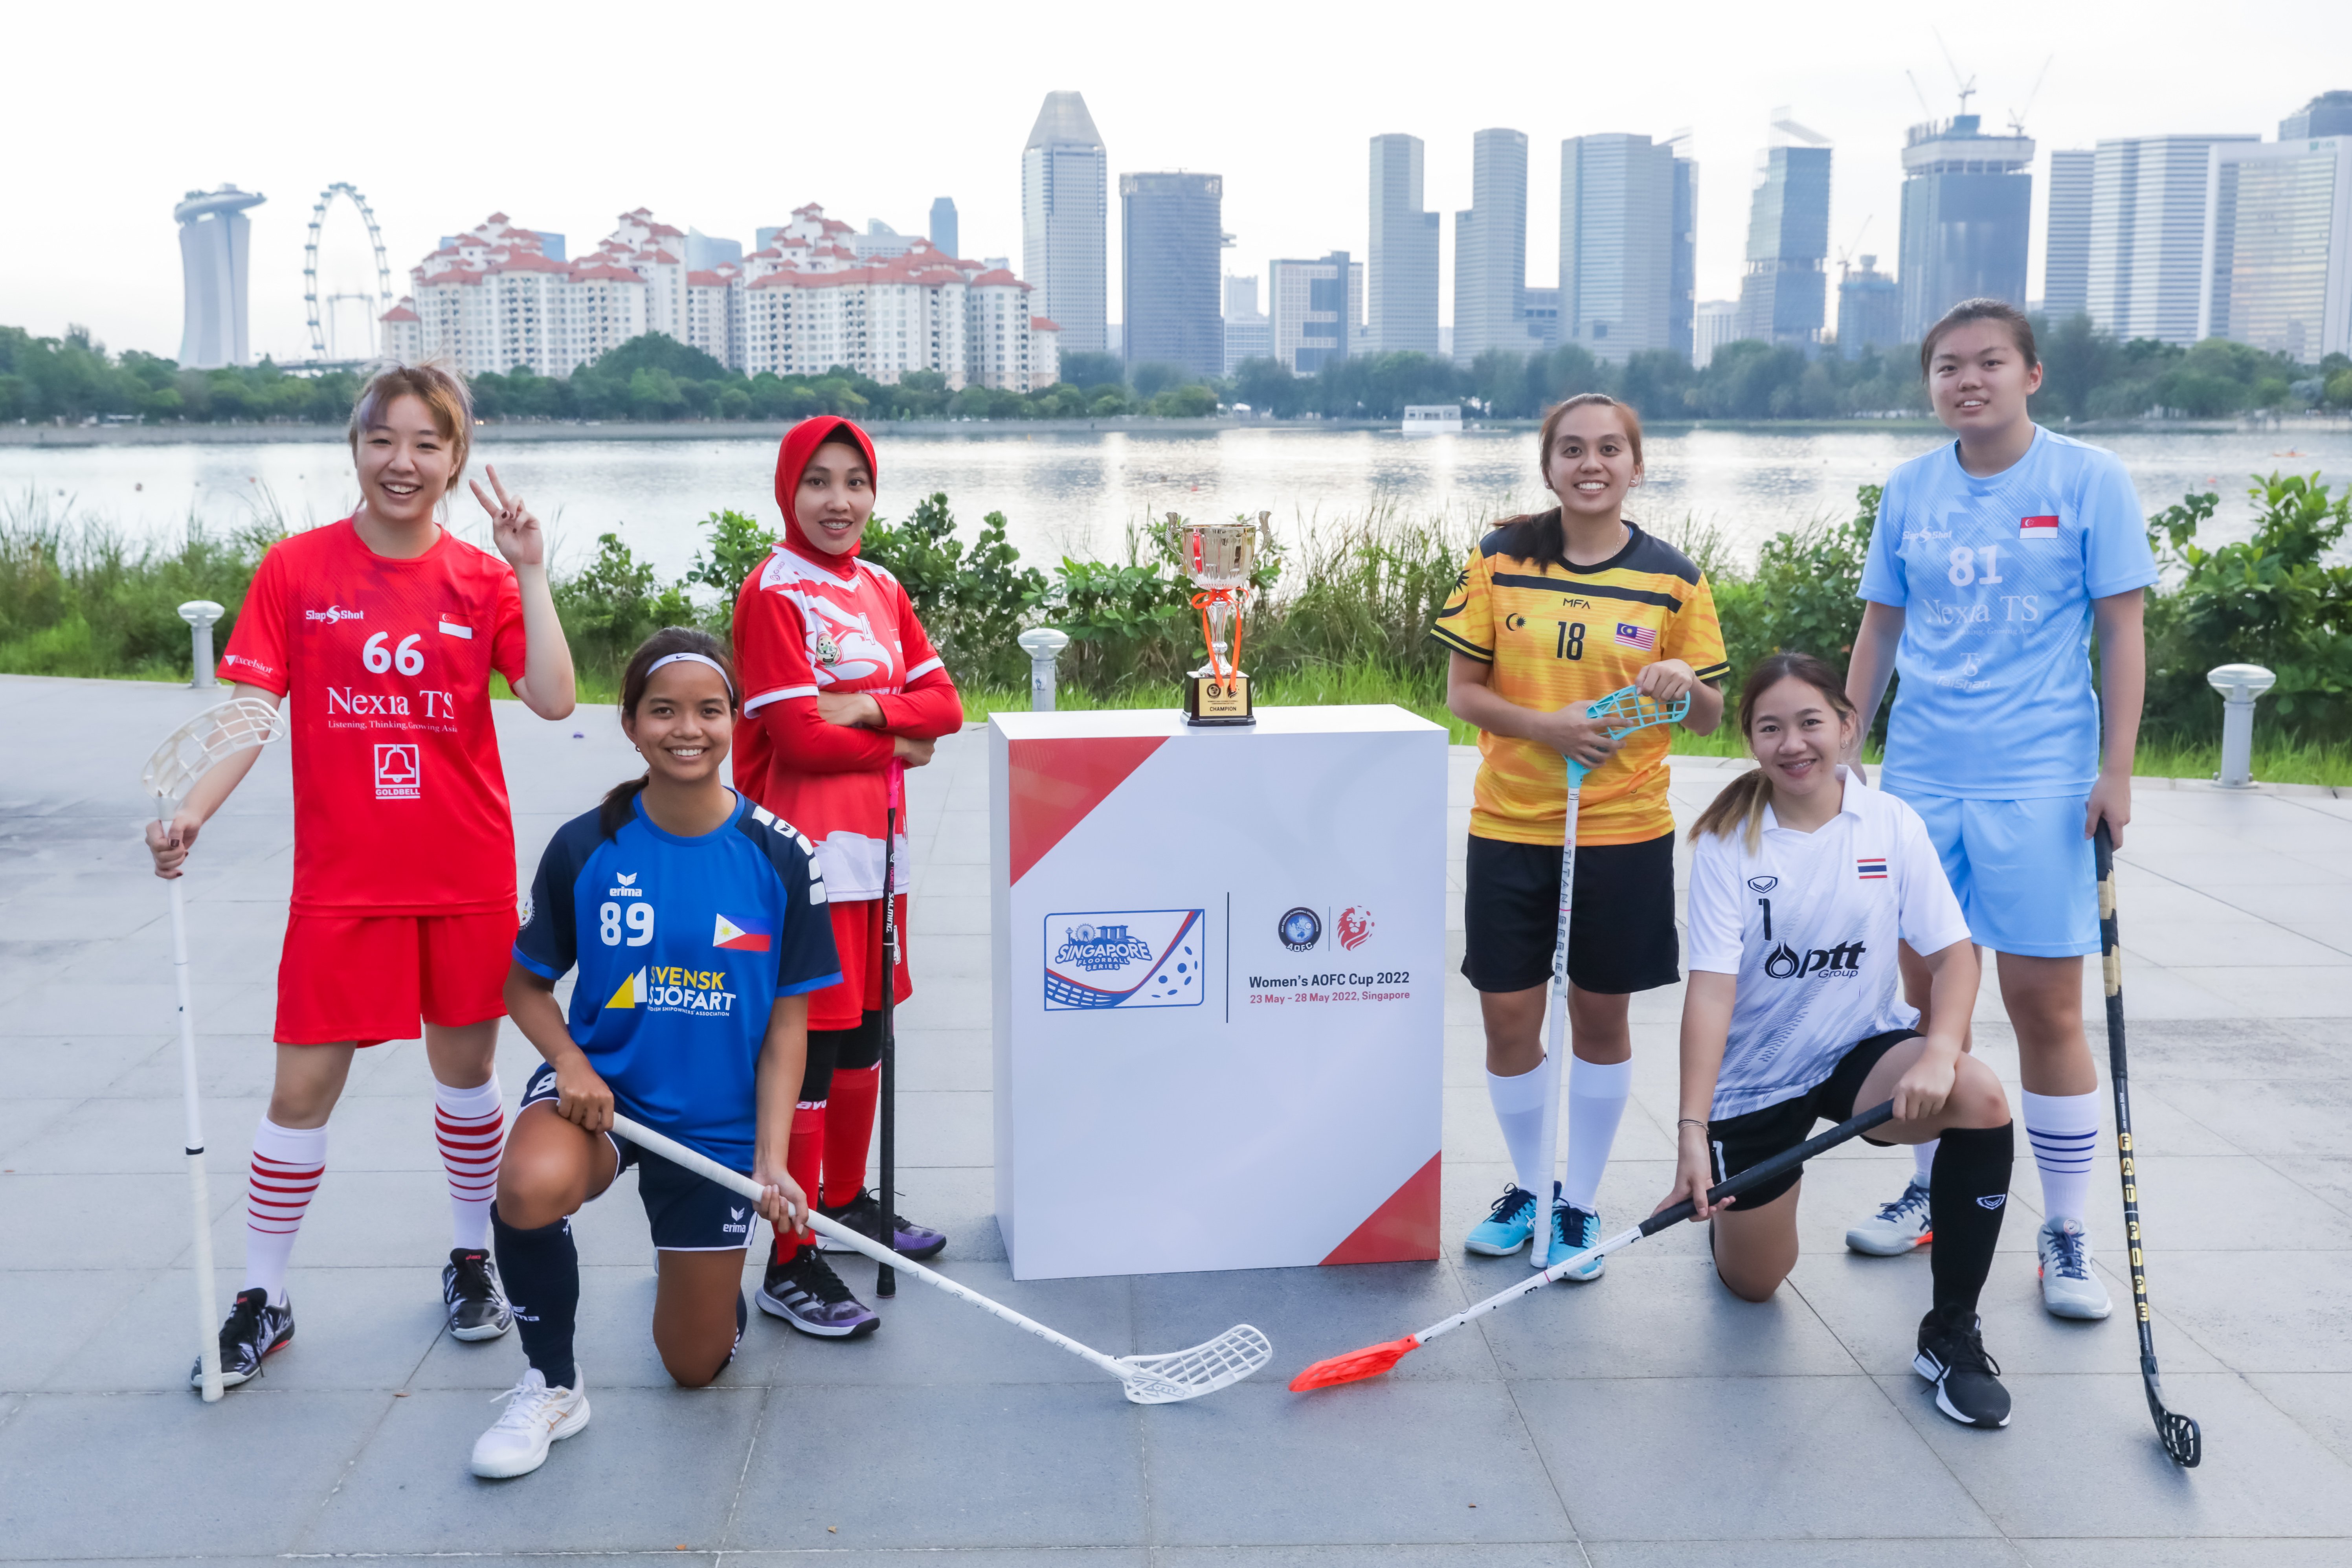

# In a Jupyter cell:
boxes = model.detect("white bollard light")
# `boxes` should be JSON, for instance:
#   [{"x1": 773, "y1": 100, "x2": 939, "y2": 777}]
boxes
[
  {"x1": 180, "y1": 600, "x2": 226, "y2": 689},
  {"x1": 1017, "y1": 628, "x2": 1071, "y2": 712},
  {"x1": 2206, "y1": 663, "x2": 2276, "y2": 789}
]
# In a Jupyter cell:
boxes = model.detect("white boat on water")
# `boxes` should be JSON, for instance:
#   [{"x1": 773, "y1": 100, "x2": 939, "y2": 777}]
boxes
[{"x1": 1401, "y1": 405, "x2": 1462, "y2": 438}]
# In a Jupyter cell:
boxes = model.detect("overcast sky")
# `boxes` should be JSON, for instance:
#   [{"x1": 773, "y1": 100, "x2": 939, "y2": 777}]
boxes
[{"x1": 9, "y1": 0, "x2": 2347, "y2": 365}]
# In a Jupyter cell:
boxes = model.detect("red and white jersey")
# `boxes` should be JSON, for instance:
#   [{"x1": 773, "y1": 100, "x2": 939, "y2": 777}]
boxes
[{"x1": 218, "y1": 518, "x2": 527, "y2": 915}]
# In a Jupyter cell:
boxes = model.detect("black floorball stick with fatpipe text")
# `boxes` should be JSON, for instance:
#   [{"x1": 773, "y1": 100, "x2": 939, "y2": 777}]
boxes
[
  {"x1": 2096, "y1": 822, "x2": 2202, "y2": 1467},
  {"x1": 875, "y1": 760, "x2": 902, "y2": 1297}
]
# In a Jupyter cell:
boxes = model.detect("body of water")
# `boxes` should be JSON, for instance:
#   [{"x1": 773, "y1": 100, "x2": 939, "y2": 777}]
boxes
[{"x1": 6, "y1": 424, "x2": 2346, "y2": 582}]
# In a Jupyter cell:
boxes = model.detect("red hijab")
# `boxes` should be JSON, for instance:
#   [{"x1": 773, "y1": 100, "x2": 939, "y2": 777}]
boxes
[{"x1": 773, "y1": 415, "x2": 879, "y2": 572}]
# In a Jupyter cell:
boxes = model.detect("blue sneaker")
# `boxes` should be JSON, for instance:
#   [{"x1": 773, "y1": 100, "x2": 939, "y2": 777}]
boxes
[
  {"x1": 1465, "y1": 1183, "x2": 1540, "y2": 1256},
  {"x1": 1541, "y1": 1196, "x2": 1607, "y2": 1281}
]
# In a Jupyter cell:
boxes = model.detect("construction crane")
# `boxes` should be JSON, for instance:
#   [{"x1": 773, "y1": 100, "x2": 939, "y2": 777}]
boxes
[
  {"x1": 2008, "y1": 55, "x2": 2054, "y2": 137},
  {"x1": 1931, "y1": 26, "x2": 1977, "y2": 118}
]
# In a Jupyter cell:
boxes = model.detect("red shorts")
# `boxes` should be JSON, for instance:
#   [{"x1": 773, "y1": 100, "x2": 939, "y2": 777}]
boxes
[
  {"x1": 274, "y1": 909, "x2": 518, "y2": 1046},
  {"x1": 810, "y1": 895, "x2": 911, "y2": 1031}
]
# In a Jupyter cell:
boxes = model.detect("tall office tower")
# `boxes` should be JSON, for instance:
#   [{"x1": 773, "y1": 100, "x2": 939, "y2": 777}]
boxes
[
  {"x1": 1269, "y1": 252, "x2": 1353, "y2": 373},
  {"x1": 1693, "y1": 299, "x2": 1740, "y2": 367},
  {"x1": 2200, "y1": 136, "x2": 2352, "y2": 362},
  {"x1": 1368, "y1": 133, "x2": 1441, "y2": 354},
  {"x1": 1022, "y1": 90, "x2": 1108, "y2": 354},
  {"x1": 930, "y1": 197, "x2": 959, "y2": 261},
  {"x1": 1559, "y1": 133, "x2": 1676, "y2": 363},
  {"x1": 1120, "y1": 172, "x2": 1224, "y2": 379},
  {"x1": 1734, "y1": 114, "x2": 1832, "y2": 346},
  {"x1": 1223, "y1": 274, "x2": 1271, "y2": 372},
  {"x1": 1671, "y1": 144, "x2": 1698, "y2": 360},
  {"x1": 2044, "y1": 150, "x2": 2095, "y2": 319},
  {"x1": 1453, "y1": 128, "x2": 1529, "y2": 360},
  {"x1": 1838, "y1": 255, "x2": 1903, "y2": 353},
  {"x1": 2282, "y1": 91, "x2": 2352, "y2": 140},
  {"x1": 1898, "y1": 114, "x2": 2034, "y2": 340},
  {"x1": 176, "y1": 185, "x2": 266, "y2": 368},
  {"x1": 2089, "y1": 134, "x2": 2260, "y2": 345}
]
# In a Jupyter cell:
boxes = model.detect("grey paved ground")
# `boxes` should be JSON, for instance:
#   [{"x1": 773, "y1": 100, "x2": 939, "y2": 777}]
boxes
[{"x1": 4, "y1": 672, "x2": 2351, "y2": 1566}]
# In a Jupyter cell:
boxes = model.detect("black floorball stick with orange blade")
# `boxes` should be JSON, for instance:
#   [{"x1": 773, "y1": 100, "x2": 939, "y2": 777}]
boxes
[
  {"x1": 2096, "y1": 822, "x2": 2201, "y2": 1467},
  {"x1": 1291, "y1": 1100, "x2": 1895, "y2": 1391}
]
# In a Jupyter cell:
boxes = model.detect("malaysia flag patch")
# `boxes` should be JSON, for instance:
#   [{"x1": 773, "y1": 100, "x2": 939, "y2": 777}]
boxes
[
  {"x1": 1614, "y1": 621, "x2": 1657, "y2": 652},
  {"x1": 713, "y1": 913, "x2": 772, "y2": 952},
  {"x1": 1856, "y1": 856, "x2": 1888, "y2": 880},
  {"x1": 2019, "y1": 515, "x2": 2060, "y2": 541}
]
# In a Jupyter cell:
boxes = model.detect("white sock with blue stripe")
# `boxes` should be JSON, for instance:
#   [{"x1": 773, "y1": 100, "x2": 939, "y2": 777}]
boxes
[{"x1": 2021, "y1": 1089, "x2": 2102, "y2": 1226}]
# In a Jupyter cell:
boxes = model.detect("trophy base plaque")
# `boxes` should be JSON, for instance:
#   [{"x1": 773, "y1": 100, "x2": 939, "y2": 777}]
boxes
[{"x1": 1183, "y1": 666, "x2": 1254, "y2": 727}]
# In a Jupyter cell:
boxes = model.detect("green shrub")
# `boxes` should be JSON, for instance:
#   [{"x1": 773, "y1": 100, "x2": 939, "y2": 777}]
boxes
[
  {"x1": 552, "y1": 531, "x2": 693, "y2": 685},
  {"x1": 862, "y1": 494, "x2": 1047, "y2": 689}
]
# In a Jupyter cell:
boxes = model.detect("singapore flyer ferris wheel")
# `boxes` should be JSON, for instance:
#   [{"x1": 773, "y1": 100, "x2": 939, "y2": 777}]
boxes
[{"x1": 303, "y1": 182, "x2": 394, "y2": 363}]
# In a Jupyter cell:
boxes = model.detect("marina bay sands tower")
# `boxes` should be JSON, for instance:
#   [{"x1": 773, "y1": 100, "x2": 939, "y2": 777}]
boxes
[{"x1": 175, "y1": 185, "x2": 266, "y2": 368}]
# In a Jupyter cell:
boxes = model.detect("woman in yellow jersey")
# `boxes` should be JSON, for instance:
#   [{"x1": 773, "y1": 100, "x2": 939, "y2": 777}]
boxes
[{"x1": 1432, "y1": 393, "x2": 1730, "y2": 1276}]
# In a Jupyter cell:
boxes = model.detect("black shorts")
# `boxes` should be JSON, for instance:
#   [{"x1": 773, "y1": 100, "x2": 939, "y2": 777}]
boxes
[
  {"x1": 797, "y1": 1009, "x2": 883, "y2": 1105},
  {"x1": 520, "y1": 1063, "x2": 759, "y2": 1252},
  {"x1": 1462, "y1": 832, "x2": 1680, "y2": 995},
  {"x1": 1704, "y1": 1030, "x2": 1917, "y2": 1211}
]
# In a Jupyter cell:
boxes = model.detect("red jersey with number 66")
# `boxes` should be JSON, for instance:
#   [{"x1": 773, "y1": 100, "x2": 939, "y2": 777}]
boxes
[{"x1": 218, "y1": 518, "x2": 528, "y2": 915}]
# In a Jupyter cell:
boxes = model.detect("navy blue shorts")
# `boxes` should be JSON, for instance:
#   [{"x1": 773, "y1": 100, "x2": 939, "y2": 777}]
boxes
[
  {"x1": 520, "y1": 1062, "x2": 757, "y2": 1252},
  {"x1": 1461, "y1": 832, "x2": 1681, "y2": 995}
]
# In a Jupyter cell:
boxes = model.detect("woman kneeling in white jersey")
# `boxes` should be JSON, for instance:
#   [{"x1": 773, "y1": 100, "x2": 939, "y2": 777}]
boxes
[{"x1": 1657, "y1": 651, "x2": 2018, "y2": 1430}]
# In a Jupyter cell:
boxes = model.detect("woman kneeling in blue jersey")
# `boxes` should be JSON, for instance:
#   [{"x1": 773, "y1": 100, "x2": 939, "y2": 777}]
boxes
[
  {"x1": 1656, "y1": 652, "x2": 2019, "y2": 1430},
  {"x1": 472, "y1": 628, "x2": 843, "y2": 1479}
]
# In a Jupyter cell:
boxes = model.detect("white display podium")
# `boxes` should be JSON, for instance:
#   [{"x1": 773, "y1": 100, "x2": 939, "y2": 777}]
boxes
[{"x1": 988, "y1": 705, "x2": 1447, "y2": 1280}]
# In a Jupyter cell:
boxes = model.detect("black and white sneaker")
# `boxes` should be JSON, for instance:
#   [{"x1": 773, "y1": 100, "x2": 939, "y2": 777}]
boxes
[
  {"x1": 1913, "y1": 1305, "x2": 2012, "y2": 1429},
  {"x1": 757, "y1": 1245, "x2": 880, "y2": 1338},
  {"x1": 192, "y1": 1287, "x2": 293, "y2": 1389},
  {"x1": 443, "y1": 1248, "x2": 514, "y2": 1341},
  {"x1": 816, "y1": 1189, "x2": 947, "y2": 1260}
]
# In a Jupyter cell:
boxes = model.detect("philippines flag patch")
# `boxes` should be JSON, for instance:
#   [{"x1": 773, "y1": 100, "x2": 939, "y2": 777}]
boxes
[
  {"x1": 2019, "y1": 515, "x2": 2060, "y2": 541},
  {"x1": 1614, "y1": 621, "x2": 1657, "y2": 652},
  {"x1": 1856, "y1": 857, "x2": 1888, "y2": 880},
  {"x1": 713, "y1": 913, "x2": 772, "y2": 952}
]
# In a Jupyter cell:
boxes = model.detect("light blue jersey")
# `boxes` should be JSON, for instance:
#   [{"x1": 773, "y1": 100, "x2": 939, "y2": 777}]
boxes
[{"x1": 1859, "y1": 427, "x2": 2158, "y2": 799}]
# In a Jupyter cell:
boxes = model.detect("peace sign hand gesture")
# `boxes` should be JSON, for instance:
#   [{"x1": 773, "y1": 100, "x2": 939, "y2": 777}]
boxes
[{"x1": 471, "y1": 465, "x2": 545, "y2": 569}]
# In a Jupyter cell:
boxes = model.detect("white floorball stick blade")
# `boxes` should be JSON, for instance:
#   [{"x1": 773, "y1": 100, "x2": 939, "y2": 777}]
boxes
[
  {"x1": 1117, "y1": 1324, "x2": 1274, "y2": 1404},
  {"x1": 143, "y1": 697, "x2": 289, "y2": 811}
]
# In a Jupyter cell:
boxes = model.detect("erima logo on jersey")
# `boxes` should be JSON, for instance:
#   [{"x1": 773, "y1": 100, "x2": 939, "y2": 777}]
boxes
[
  {"x1": 608, "y1": 872, "x2": 643, "y2": 899},
  {"x1": 602, "y1": 966, "x2": 737, "y2": 1015}
]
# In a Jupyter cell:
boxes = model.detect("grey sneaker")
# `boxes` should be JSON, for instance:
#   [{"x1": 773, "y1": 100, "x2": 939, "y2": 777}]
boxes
[
  {"x1": 443, "y1": 1249, "x2": 515, "y2": 1341},
  {"x1": 1846, "y1": 1178, "x2": 1934, "y2": 1256},
  {"x1": 2037, "y1": 1217, "x2": 2113, "y2": 1320}
]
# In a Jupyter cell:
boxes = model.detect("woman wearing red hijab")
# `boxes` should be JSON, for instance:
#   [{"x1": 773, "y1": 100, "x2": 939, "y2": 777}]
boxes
[{"x1": 732, "y1": 417, "x2": 964, "y2": 1338}]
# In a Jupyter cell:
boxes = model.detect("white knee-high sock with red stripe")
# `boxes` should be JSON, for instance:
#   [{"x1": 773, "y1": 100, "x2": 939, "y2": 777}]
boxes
[
  {"x1": 434, "y1": 1078, "x2": 505, "y2": 1252},
  {"x1": 244, "y1": 1117, "x2": 327, "y2": 1307}
]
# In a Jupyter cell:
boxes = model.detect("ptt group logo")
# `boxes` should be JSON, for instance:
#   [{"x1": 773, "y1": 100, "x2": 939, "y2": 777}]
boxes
[
  {"x1": 1763, "y1": 940, "x2": 1866, "y2": 979},
  {"x1": 373, "y1": 743, "x2": 420, "y2": 800},
  {"x1": 1044, "y1": 908, "x2": 1203, "y2": 1010}
]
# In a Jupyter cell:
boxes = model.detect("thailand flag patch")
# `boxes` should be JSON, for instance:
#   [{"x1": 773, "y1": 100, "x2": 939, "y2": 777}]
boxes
[
  {"x1": 1856, "y1": 856, "x2": 1888, "y2": 880},
  {"x1": 2019, "y1": 515, "x2": 2060, "y2": 541},
  {"x1": 1614, "y1": 621, "x2": 1657, "y2": 652},
  {"x1": 713, "y1": 913, "x2": 772, "y2": 952}
]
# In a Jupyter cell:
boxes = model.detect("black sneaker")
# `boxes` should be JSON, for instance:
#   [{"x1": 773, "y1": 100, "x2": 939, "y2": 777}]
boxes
[
  {"x1": 192, "y1": 1287, "x2": 293, "y2": 1389},
  {"x1": 756, "y1": 1245, "x2": 881, "y2": 1338},
  {"x1": 817, "y1": 1189, "x2": 947, "y2": 1260},
  {"x1": 1913, "y1": 1305, "x2": 2012, "y2": 1428},
  {"x1": 442, "y1": 1248, "x2": 514, "y2": 1341}
]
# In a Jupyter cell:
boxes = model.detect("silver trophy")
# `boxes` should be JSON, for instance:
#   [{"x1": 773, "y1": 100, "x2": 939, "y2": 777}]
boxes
[{"x1": 1167, "y1": 512, "x2": 1265, "y2": 726}]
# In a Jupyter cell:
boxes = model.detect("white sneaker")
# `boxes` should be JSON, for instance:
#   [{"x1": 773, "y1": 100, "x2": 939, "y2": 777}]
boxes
[
  {"x1": 1845, "y1": 1179, "x2": 1934, "y2": 1256},
  {"x1": 470, "y1": 1367, "x2": 590, "y2": 1478},
  {"x1": 2037, "y1": 1217, "x2": 2113, "y2": 1320}
]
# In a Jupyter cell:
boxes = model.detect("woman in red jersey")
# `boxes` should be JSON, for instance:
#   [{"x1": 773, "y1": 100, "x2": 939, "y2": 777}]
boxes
[
  {"x1": 731, "y1": 417, "x2": 962, "y2": 1338},
  {"x1": 145, "y1": 364, "x2": 576, "y2": 1388}
]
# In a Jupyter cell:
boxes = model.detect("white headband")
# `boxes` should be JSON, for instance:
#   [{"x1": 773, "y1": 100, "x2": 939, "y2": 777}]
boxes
[{"x1": 645, "y1": 651, "x2": 734, "y2": 696}]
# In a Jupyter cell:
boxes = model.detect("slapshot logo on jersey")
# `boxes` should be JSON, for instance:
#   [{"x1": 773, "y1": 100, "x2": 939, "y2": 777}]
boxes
[
  {"x1": 602, "y1": 965, "x2": 738, "y2": 1015},
  {"x1": 1043, "y1": 908, "x2": 1203, "y2": 1010},
  {"x1": 374, "y1": 744, "x2": 420, "y2": 800}
]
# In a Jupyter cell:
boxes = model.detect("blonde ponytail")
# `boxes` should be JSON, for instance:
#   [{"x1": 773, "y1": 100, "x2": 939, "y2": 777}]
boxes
[{"x1": 1689, "y1": 767, "x2": 1775, "y2": 853}]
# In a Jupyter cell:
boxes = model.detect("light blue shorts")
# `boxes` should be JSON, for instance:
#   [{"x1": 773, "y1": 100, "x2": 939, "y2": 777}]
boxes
[{"x1": 1885, "y1": 788, "x2": 2099, "y2": 958}]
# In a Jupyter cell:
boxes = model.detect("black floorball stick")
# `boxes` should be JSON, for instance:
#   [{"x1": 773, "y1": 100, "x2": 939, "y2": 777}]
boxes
[
  {"x1": 2095, "y1": 822, "x2": 2201, "y2": 1467},
  {"x1": 875, "y1": 761, "x2": 902, "y2": 1298}
]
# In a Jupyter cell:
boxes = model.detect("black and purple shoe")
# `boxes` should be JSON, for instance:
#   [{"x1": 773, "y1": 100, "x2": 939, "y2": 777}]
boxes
[
  {"x1": 757, "y1": 1246, "x2": 880, "y2": 1338},
  {"x1": 817, "y1": 1189, "x2": 947, "y2": 1261}
]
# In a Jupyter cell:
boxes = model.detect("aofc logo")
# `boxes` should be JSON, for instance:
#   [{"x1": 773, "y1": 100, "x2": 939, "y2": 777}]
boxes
[
  {"x1": 373, "y1": 743, "x2": 421, "y2": 800},
  {"x1": 1278, "y1": 907, "x2": 1322, "y2": 951}
]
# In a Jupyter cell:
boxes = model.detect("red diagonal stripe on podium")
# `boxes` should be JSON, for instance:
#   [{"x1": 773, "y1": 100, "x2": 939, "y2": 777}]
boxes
[
  {"x1": 1320, "y1": 1152, "x2": 1441, "y2": 1265},
  {"x1": 1007, "y1": 736, "x2": 1167, "y2": 884}
]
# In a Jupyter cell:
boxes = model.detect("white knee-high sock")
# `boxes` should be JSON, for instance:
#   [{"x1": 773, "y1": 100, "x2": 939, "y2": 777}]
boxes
[
  {"x1": 1486, "y1": 1063, "x2": 1550, "y2": 1200},
  {"x1": 1912, "y1": 1138, "x2": 1939, "y2": 1185},
  {"x1": 244, "y1": 1118, "x2": 327, "y2": 1307},
  {"x1": 1561, "y1": 1057, "x2": 1634, "y2": 1212},
  {"x1": 434, "y1": 1077, "x2": 505, "y2": 1252},
  {"x1": 2021, "y1": 1088, "x2": 2102, "y2": 1226}
]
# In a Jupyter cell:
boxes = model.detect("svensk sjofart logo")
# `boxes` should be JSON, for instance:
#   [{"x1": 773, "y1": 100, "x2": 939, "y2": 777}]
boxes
[
  {"x1": 604, "y1": 965, "x2": 737, "y2": 1015},
  {"x1": 1044, "y1": 909, "x2": 1203, "y2": 1010}
]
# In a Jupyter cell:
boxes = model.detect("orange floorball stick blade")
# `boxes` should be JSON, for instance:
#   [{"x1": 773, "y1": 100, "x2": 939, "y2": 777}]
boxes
[{"x1": 1288, "y1": 1335, "x2": 1422, "y2": 1391}]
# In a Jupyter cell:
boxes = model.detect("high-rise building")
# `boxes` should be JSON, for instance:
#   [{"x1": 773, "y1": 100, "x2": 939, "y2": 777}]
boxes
[
  {"x1": 2200, "y1": 136, "x2": 2352, "y2": 362},
  {"x1": 1223, "y1": 274, "x2": 1271, "y2": 372},
  {"x1": 1559, "y1": 133, "x2": 1677, "y2": 363},
  {"x1": 1270, "y1": 252, "x2": 1353, "y2": 374},
  {"x1": 930, "y1": 197, "x2": 959, "y2": 262},
  {"x1": 176, "y1": 185, "x2": 266, "y2": 368},
  {"x1": 2282, "y1": 91, "x2": 2352, "y2": 140},
  {"x1": 1022, "y1": 90, "x2": 1108, "y2": 355},
  {"x1": 1898, "y1": 114, "x2": 2034, "y2": 340},
  {"x1": 1735, "y1": 115, "x2": 1833, "y2": 346},
  {"x1": 1837, "y1": 255, "x2": 1902, "y2": 353},
  {"x1": 1693, "y1": 299, "x2": 1740, "y2": 367},
  {"x1": 2089, "y1": 133, "x2": 2260, "y2": 345},
  {"x1": 1671, "y1": 145, "x2": 1698, "y2": 361},
  {"x1": 1120, "y1": 172, "x2": 1224, "y2": 380},
  {"x1": 1368, "y1": 133, "x2": 1440, "y2": 355},
  {"x1": 1453, "y1": 128, "x2": 1529, "y2": 360},
  {"x1": 2044, "y1": 150, "x2": 2095, "y2": 319},
  {"x1": 1519, "y1": 286, "x2": 1561, "y2": 349}
]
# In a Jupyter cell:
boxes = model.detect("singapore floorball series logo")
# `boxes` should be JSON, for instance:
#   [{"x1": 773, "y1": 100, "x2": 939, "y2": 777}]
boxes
[{"x1": 1044, "y1": 909, "x2": 1204, "y2": 1009}]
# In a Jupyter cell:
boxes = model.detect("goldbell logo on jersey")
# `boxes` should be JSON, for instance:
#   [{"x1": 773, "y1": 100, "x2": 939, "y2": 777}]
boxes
[{"x1": 373, "y1": 744, "x2": 420, "y2": 800}]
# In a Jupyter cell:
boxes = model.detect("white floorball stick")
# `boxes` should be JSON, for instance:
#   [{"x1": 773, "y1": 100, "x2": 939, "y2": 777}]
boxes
[
  {"x1": 141, "y1": 697, "x2": 289, "y2": 1402},
  {"x1": 608, "y1": 1113, "x2": 1270, "y2": 1404},
  {"x1": 1528, "y1": 685, "x2": 1689, "y2": 1268}
]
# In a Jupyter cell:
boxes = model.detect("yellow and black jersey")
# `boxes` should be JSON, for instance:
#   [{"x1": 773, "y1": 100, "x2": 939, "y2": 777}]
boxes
[{"x1": 1432, "y1": 516, "x2": 1729, "y2": 847}]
